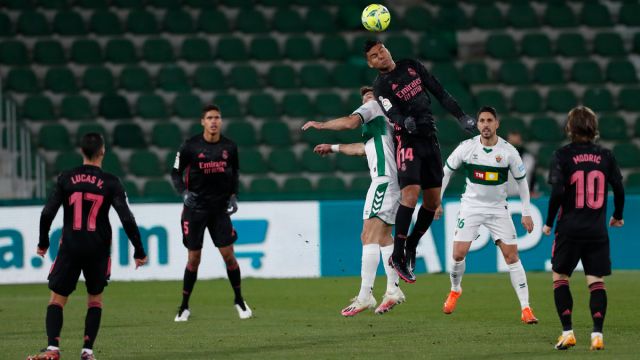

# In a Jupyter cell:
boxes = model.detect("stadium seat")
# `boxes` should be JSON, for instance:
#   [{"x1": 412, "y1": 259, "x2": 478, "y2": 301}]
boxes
[
  {"x1": 122, "y1": 180, "x2": 139, "y2": 198},
  {"x1": 437, "y1": 118, "x2": 467, "y2": 146},
  {"x1": 530, "y1": 116, "x2": 564, "y2": 142},
  {"x1": 173, "y1": 94, "x2": 202, "y2": 119},
  {"x1": 53, "y1": 151, "x2": 82, "y2": 174},
  {"x1": 583, "y1": 88, "x2": 614, "y2": 112},
  {"x1": 153, "y1": 0, "x2": 187, "y2": 9},
  {"x1": 506, "y1": 3, "x2": 539, "y2": 29},
  {"x1": 53, "y1": 10, "x2": 85, "y2": 35},
  {"x1": 599, "y1": 115, "x2": 628, "y2": 141},
  {"x1": 249, "y1": 177, "x2": 279, "y2": 194},
  {"x1": 283, "y1": 177, "x2": 312, "y2": 195},
  {"x1": 239, "y1": 149, "x2": 268, "y2": 174},
  {"x1": 193, "y1": 66, "x2": 225, "y2": 90},
  {"x1": 143, "y1": 179, "x2": 177, "y2": 198},
  {"x1": 556, "y1": 33, "x2": 588, "y2": 57},
  {"x1": 594, "y1": 33, "x2": 626, "y2": 57},
  {"x1": 606, "y1": 60, "x2": 638, "y2": 84},
  {"x1": 537, "y1": 143, "x2": 560, "y2": 168},
  {"x1": 626, "y1": 172, "x2": 640, "y2": 194},
  {"x1": 431, "y1": 63, "x2": 460, "y2": 87},
  {"x1": 461, "y1": 62, "x2": 490, "y2": 84},
  {"x1": 261, "y1": 122, "x2": 291, "y2": 147},
  {"x1": 300, "y1": 127, "x2": 337, "y2": 146},
  {"x1": 268, "y1": 148, "x2": 300, "y2": 173},
  {"x1": 129, "y1": 150, "x2": 163, "y2": 177},
  {"x1": 89, "y1": 10, "x2": 123, "y2": 35},
  {"x1": 284, "y1": 36, "x2": 315, "y2": 60},
  {"x1": 350, "y1": 176, "x2": 371, "y2": 193},
  {"x1": 157, "y1": 66, "x2": 190, "y2": 92},
  {"x1": 248, "y1": 93, "x2": 279, "y2": 117},
  {"x1": 511, "y1": 88, "x2": 543, "y2": 114},
  {"x1": 113, "y1": 123, "x2": 146, "y2": 148},
  {"x1": 619, "y1": 87, "x2": 640, "y2": 112},
  {"x1": 418, "y1": 33, "x2": 454, "y2": 61},
  {"x1": 571, "y1": 60, "x2": 603, "y2": 84},
  {"x1": 315, "y1": 93, "x2": 344, "y2": 117},
  {"x1": 82, "y1": 66, "x2": 114, "y2": 93},
  {"x1": 547, "y1": 88, "x2": 578, "y2": 113},
  {"x1": 120, "y1": 66, "x2": 152, "y2": 92},
  {"x1": 213, "y1": 93, "x2": 242, "y2": 117},
  {"x1": 0, "y1": 12, "x2": 12, "y2": 37},
  {"x1": 317, "y1": 177, "x2": 347, "y2": 196},
  {"x1": 435, "y1": 4, "x2": 469, "y2": 30},
  {"x1": 283, "y1": 93, "x2": 313, "y2": 117},
  {"x1": 404, "y1": 5, "x2": 433, "y2": 31},
  {"x1": 61, "y1": 95, "x2": 92, "y2": 120},
  {"x1": 336, "y1": 128, "x2": 362, "y2": 144},
  {"x1": 613, "y1": 143, "x2": 640, "y2": 168},
  {"x1": 302, "y1": 149, "x2": 335, "y2": 173},
  {"x1": 76, "y1": 123, "x2": 107, "y2": 145},
  {"x1": 521, "y1": 34, "x2": 552, "y2": 58},
  {"x1": 533, "y1": 61, "x2": 564, "y2": 85},
  {"x1": 0, "y1": 41, "x2": 29, "y2": 65},
  {"x1": 336, "y1": 5, "x2": 361, "y2": 31},
  {"x1": 113, "y1": 0, "x2": 145, "y2": 7},
  {"x1": 6, "y1": 68, "x2": 38, "y2": 93},
  {"x1": 635, "y1": 117, "x2": 640, "y2": 138},
  {"x1": 22, "y1": 95, "x2": 55, "y2": 121},
  {"x1": 136, "y1": 94, "x2": 168, "y2": 119},
  {"x1": 143, "y1": 38, "x2": 174, "y2": 63},
  {"x1": 163, "y1": 9, "x2": 194, "y2": 34},
  {"x1": 99, "y1": 94, "x2": 131, "y2": 119},
  {"x1": 620, "y1": 2, "x2": 640, "y2": 27},
  {"x1": 332, "y1": 63, "x2": 366, "y2": 88},
  {"x1": 126, "y1": 9, "x2": 158, "y2": 34},
  {"x1": 486, "y1": 34, "x2": 518, "y2": 59},
  {"x1": 498, "y1": 61, "x2": 529, "y2": 85},
  {"x1": 497, "y1": 116, "x2": 528, "y2": 140},
  {"x1": 273, "y1": 8, "x2": 305, "y2": 33},
  {"x1": 386, "y1": 34, "x2": 415, "y2": 59},
  {"x1": 267, "y1": 65, "x2": 297, "y2": 89},
  {"x1": 70, "y1": 39, "x2": 103, "y2": 64},
  {"x1": 45, "y1": 67, "x2": 77, "y2": 93},
  {"x1": 472, "y1": 4, "x2": 506, "y2": 30},
  {"x1": 236, "y1": 9, "x2": 268, "y2": 33},
  {"x1": 38, "y1": 124, "x2": 71, "y2": 151},
  {"x1": 226, "y1": 122, "x2": 257, "y2": 147},
  {"x1": 229, "y1": 65, "x2": 261, "y2": 90},
  {"x1": 180, "y1": 38, "x2": 212, "y2": 62},
  {"x1": 33, "y1": 40, "x2": 65, "y2": 65},
  {"x1": 217, "y1": 37, "x2": 248, "y2": 61},
  {"x1": 350, "y1": 34, "x2": 371, "y2": 57},
  {"x1": 446, "y1": 83, "x2": 476, "y2": 115},
  {"x1": 300, "y1": 64, "x2": 331, "y2": 89},
  {"x1": 17, "y1": 10, "x2": 49, "y2": 35},
  {"x1": 197, "y1": 9, "x2": 231, "y2": 33},
  {"x1": 475, "y1": 90, "x2": 508, "y2": 113},
  {"x1": 250, "y1": 36, "x2": 280, "y2": 61},
  {"x1": 105, "y1": 39, "x2": 137, "y2": 64},
  {"x1": 336, "y1": 153, "x2": 368, "y2": 173},
  {"x1": 580, "y1": 1, "x2": 612, "y2": 27},
  {"x1": 544, "y1": 3, "x2": 577, "y2": 28},
  {"x1": 320, "y1": 35, "x2": 349, "y2": 60}
]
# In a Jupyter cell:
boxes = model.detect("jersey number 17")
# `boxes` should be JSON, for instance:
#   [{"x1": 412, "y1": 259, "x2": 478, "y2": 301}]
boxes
[{"x1": 69, "y1": 192, "x2": 104, "y2": 231}]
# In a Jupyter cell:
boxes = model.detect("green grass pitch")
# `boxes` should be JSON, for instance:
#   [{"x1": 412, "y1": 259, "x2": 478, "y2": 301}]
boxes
[{"x1": 2, "y1": 272, "x2": 639, "y2": 359}]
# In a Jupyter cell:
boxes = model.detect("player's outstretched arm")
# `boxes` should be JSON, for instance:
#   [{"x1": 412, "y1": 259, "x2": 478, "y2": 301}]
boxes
[
  {"x1": 314, "y1": 143, "x2": 365, "y2": 157},
  {"x1": 302, "y1": 114, "x2": 361, "y2": 131}
]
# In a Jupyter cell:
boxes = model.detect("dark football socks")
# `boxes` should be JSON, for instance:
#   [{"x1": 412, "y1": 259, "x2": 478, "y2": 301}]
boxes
[
  {"x1": 83, "y1": 303, "x2": 102, "y2": 349},
  {"x1": 589, "y1": 282, "x2": 607, "y2": 333},
  {"x1": 553, "y1": 279, "x2": 573, "y2": 331},
  {"x1": 46, "y1": 303, "x2": 64, "y2": 347},
  {"x1": 227, "y1": 263, "x2": 244, "y2": 307},
  {"x1": 181, "y1": 265, "x2": 198, "y2": 310},
  {"x1": 393, "y1": 204, "x2": 415, "y2": 259},
  {"x1": 407, "y1": 206, "x2": 435, "y2": 251}
]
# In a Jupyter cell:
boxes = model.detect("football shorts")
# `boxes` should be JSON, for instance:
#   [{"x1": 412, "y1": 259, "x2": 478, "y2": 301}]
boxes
[{"x1": 362, "y1": 176, "x2": 401, "y2": 225}]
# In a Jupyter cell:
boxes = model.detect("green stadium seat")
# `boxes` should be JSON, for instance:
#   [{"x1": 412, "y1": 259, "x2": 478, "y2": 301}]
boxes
[
  {"x1": 350, "y1": 176, "x2": 371, "y2": 193},
  {"x1": 436, "y1": 118, "x2": 466, "y2": 146},
  {"x1": 248, "y1": 93, "x2": 279, "y2": 117},
  {"x1": 136, "y1": 94, "x2": 168, "y2": 119},
  {"x1": 583, "y1": 88, "x2": 614, "y2": 112},
  {"x1": 272, "y1": 8, "x2": 305, "y2": 33},
  {"x1": 6, "y1": 68, "x2": 38, "y2": 93},
  {"x1": 102, "y1": 154, "x2": 126, "y2": 179},
  {"x1": 0, "y1": 13, "x2": 12, "y2": 37},
  {"x1": 113, "y1": 123, "x2": 146, "y2": 149},
  {"x1": 39, "y1": 124, "x2": 71, "y2": 151},
  {"x1": 336, "y1": 128, "x2": 362, "y2": 144},
  {"x1": 531, "y1": 116, "x2": 564, "y2": 142},
  {"x1": 143, "y1": 179, "x2": 177, "y2": 198},
  {"x1": 435, "y1": 4, "x2": 469, "y2": 30},
  {"x1": 571, "y1": 60, "x2": 603, "y2": 84},
  {"x1": 336, "y1": 153, "x2": 368, "y2": 173},
  {"x1": 315, "y1": 93, "x2": 344, "y2": 117},
  {"x1": 61, "y1": 95, "x2": 92, "y2": 120},
  {"x1": 240, "y1": 149, "x2": 268, "y2": 174},
  {"x1": 213, "y1": 93, "x2": 242, "y2": 117},
  {"x1": 486, "y1": 34, "x2": 518, "y2": 59},
  {"x1": 461, "y1": 62, "x2": 490, "y2": 84},
  {"x1": 163, "y1": 9, "x2": 195, "y2": 34},
  {"x1": 17, "y1": 10, "x2": 49, "y2": 35},
  {"x1": 606, "y1": 60, "x2": 638, "y2": 84},
  {"x1": 70, "y1": 39, "x2": 103, "y2": 64},
  {"x1": 173, "y1": 94, "x2": 202, "y2": 119},
  {"x1": 188, "y1": 122, "x2": 202, "y2": 136},
  {"x1": 157, "y1": 66, "x2": 190, "y2": 92},
  {"x1": 418, "y1": 33, "x2": 454, "y2": 61},
  {"x1": 613, "y1": 143, "x2": 640, "y2": 168},
  {"x1": 306, "y1": 6, "x2": 336, "y2": 33},
  {"x1": 129, "y1": 150, "x2": 162, "y2": 177},
  {"x1": 250, "y1": 37, "x2": 280, "y2": 61},
  {"x1": 594, "y1": 33, "x2": 626, "y2": 57},
  {"x1": 300, "y1": 127, "x2": 337, "y2": 146},
  {"x1": 150, "y1": 0, "x2": 183, "y2": 8},
  {"x1": 53, "y1": 10, "x2": 85, "y2": 35},
  {"x1": 126, "y1": 9, "x2": 158, "y2": 34},
  {"x1": 544, "y1": 3, "x2": 577, "y2": 28},
  {"x1": 497, "y1": 116, "x2": 528, "y2": 140},
  {"x1": 473, "y1": 4, "x2": 506, "y2": 30},
  {"x1": 533, "y1": 61, "x2": 564, "y2": 85},
  {"x1": 320, "y1": 35, "x2": 348, "y2": 61},
  {"x1": 180, "y1": 38, "x2": 212, "y2": 62},
  {"x1": 120, "y1": 66, "x2": 152, "y2": 92},
  {"x1": 217, "y1": 37, "x2": 248, "y2": 61},
  {"x1": 99, "y1": 94, "x2": 131, "y2": 119},
  {"x1": 301, "y1": 64, "x2": 332, "y2": 88},
  {"x1": 229, "y1": 65, "x2": 260, "y2": 90},
  {"x1": 475, "y1": 90, "x2": 508, "y2": 113},
  {"x1": 336, "y1": 5, "x2": 361, "y2": 31},
  {"x1": 506, "y1": 3, "x2": 539, "y2": 29},
  {"x1": 302, "y1": 149, "x2": 334, "y2": 173},
  {"x1": 193, "y1": 66, "x2": 225, "y2": 90},
  {"x1": 284, "y1": 36, "x2": 315, "y2": 60},
  {"x1": 350, "y1": 34, "x2": 371, "y2": 57},
  {"x1": 105, "y1": 39, "x2": 137, "y2": 64},
  {"x1": 3, "y1": 0, "x2": 34, "y2": 9},
  {"x1": 226, "y1": 122, "x2": 257, "y2": 147},
  {"x1": 249, "y1": 177, "x2": 279, "y2": 194},
  {"x1": 512, "y1": 88, "x2": 543, "y2": 114},
  {"x1": 404, "y1": 5, "x2": 433, "y2": 31},
  {"x1": 556, "y1": 33, "x2": 588, "y2": 57},
  {"x1": 261, "y1": 122, "x2": 291, "y2": 147},
  {"x1": 82, "y1": 66, "x2": 114, "y2": 93},
  {"x1": 445, "y1": 83, "x2": 475, "y2": 115},
  {"x1": 197, "y1": 9, "x2": 231, "y2": 33},
  {"x1": 317, "y1": 177, "x2": 347, "y2": 195},
  {"x1": 619, "y1": 87, "x2": 640, "y2": 112},
  {"x1": 54, "y1": 151, "x2": 82, "y2": 174},
  {"x1": 599, "y1": 115, "x2": 627, "y2": 141},
  {"x1": 283, "y1": 93, "x2": 313, "y2": 117},
  {"x1": 76, "y1": 123, "x2": 107, "y2": 145},
  {"x1": 268, "y1": 148, "x2": 300, "y2": 173},
  {"x1": 0, "y1": 41, "x2": 29, "y2": 65},
  {"x1": 89, "y1": 10, "x2": 123, "y2": 35},
  {"x1": 386, "y1": 34, "x2": 414, "y2": 59},
  {"x1": 431, "y1": 63, "x2": 460, "y2": 86},
  {"x1": 635, "y1": 115, "x2": 640, "y2": 137},
  {"x1": 332, "y1": 63, "x2": 365, "y2": 88},
  {"x1": 620, "y1": 3, "x2": 640, "y2": 27},
  {"x1": 626, "y1": 172, "x2": 640, "y2": 194},
  {"x1": 113, "y1": 0, "x2": 145, "y2": 7},
  {"x1": 580, "y1": 2, "x2": 612, "y2": 27},
  {"x1": 547, "y1": 88, "x2": 578, "y2": 113},
  {"x1": 283, "y1": 177, "x2": 312, "y2": 195},
  {"x1": 537, "y1": 144, "x2": 560, "y2": 169},
  {"x1": 23, "y1": 95, "x2": 55, "y2": 121},
  {"x1": 33, "y1": 40, "x2": 65, "y2": 65},
  {"x1": 633, "y1": 33, "x2": 640, "y2": 54},
  {"x1": 39, "y1": 0, "x2": 70, "y2": 9},
  {"x1": 143, "y1": 38, "x2": 174, "y2": 63},
  {"x1": 236, "y1": 9, "x2": 268, "y2": 33},
  {"x1": 122, "y1": 180, "x2": 139, "y2": 198},
  {"x1": 267, "y1": 65, "x2": 297, "y2": 89},
  {"x1": 151, "y1": 122, "x2": 182, "y2": 149},
  {"x1": 498, "y1": 61, "x2": 529, "y2": 85},
  {"x1": 45, "y1": 67, "x2": 77, "y2": 93},
  {"x1": 522, "y1": 33, "x2": 552, "y2": 58}
]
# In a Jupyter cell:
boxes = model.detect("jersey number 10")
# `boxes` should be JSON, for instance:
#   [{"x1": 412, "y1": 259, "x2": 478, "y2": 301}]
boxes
[
  {"x1": 69, "y1": 192, "x2": 104, "y2": 231},
  {"x1": 570, "y1": 170, "x2": 605, "y2": 210}
]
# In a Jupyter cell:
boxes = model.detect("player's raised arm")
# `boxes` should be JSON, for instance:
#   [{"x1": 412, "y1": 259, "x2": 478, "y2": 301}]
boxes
[
  {"x1": 302, "y1": 114, "x2": 361, "y2": 131},
  {"x1": 112, "y1": 180, "x2": 147, "y2": 262},
  {"x1": 38, "y1": 174, "x2": 64, "y2": 253}
]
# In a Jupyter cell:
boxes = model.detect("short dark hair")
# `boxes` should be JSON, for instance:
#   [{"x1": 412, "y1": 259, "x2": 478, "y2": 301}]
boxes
[
  {"x1": 201, "y1": 104, "x2": 221, "y2": 119},
  {"x1": 476, "y1": 106, "x2": 498, "y2": 119},
  {"x1": 363, "y1": 39, "x2": 383, "y2": 54},
  {"x1": 80, "y1": 132, "x2": 104, "y2": 160},
  {"x1": 360, "y1": 86, "x2": 374, "y2": 97},
  {"x1": 566, "y1": 106, "x2": 598, "y2": 142}
]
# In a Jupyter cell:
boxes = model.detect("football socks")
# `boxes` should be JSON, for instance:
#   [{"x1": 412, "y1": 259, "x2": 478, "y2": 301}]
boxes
[
  {"x1": 46, "y1": 303, "x2": 63, "y2": 347},
  {"x1": 554, "y1": 280, "x2": 573, "y2": 331},
  {"x1": 450, "y1": 259, "x2": 465, "y2": 292},
  {"x1": 380, "y1": 244, "x2": 399, "y2": 292},
  {"x1": 83, "y1": 303, "x2": 102, "y2": 349},
  {"x1": 358, "y1": 244, "x2": 380, "y2": 302},
  {"x1": 393, "y1": 205, "x2": 414, "y2": 259},
  {"x1": 226, "y1": 263, "x2": 243, "y2": 305},
  {"x1": 508, "y1": 260, "x2": 530, "y2": 309},
  {"x1": 407, "y1": 206, "x2": 435, "y2": 251},
  {"x1": 589, "y1": 282, "x2": 607, "y2": 333},
  {"x1": 181, "y1": 266, "x2": 198, "y2": 310}
]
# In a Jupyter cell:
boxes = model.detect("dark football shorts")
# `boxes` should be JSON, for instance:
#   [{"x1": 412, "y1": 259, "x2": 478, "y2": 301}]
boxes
[
  {"x1": 396, "y1": 134, "x2": 443, "y2": 190},
  {"x1": 551, "y1": 235, "x2": 611, "y2": 277},
  {"x1": 48, "y1": 248, "x2": 111, "y2": 296},
  {"x1": 181, "y1": 207, "x2": 237, "y2": 250}
]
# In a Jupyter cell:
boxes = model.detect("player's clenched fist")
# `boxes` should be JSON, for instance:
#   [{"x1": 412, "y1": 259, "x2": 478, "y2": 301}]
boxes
[{"x1": 314, "y1": 144, "x2": 332, "y2": 156}]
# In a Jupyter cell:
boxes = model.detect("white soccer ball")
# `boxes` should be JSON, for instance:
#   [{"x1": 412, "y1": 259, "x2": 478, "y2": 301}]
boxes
[{"x1": 361, "y1": 4, "x2": 391, "y2": 32}]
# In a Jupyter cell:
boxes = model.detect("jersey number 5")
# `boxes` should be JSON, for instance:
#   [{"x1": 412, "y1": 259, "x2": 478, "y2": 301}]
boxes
[
  {"x1": 69, "y1": 192, "x2": 104, "y2": 231},
  {"x1": 570, "y1": 170, "x2": 605, "y2": 210}
]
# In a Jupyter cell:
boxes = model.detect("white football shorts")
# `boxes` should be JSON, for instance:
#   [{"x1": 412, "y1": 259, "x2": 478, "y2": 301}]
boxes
[
  {"x1": 453, "y1": 210, "x2": 517, "y2": 245},
  {"x1": 362, "y1": 176, "x2": 400, "y2": 225}
]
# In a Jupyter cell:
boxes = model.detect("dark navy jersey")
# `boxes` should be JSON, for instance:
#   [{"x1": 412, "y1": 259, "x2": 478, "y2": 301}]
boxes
[
  {"x1": 546, "y1": 142, "x2": 625, "y2": 241},
  {"x1": 373, "y1": 59, "x2": 465, "y2": 138},
  {"x1": 39, "y1": 165, "x2": 145, "y2": 258},
  {"x1": 171, "y1": 134, "x2": 239, "y2": 211}
]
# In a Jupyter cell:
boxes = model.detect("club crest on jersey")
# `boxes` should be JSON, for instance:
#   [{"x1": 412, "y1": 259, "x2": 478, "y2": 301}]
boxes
[
  {"x1": 495, "y1": 155, "x2": 502, "y2": 163},
  {"x1": 391, "y1": 83, "x2": 398, "y2": 91},
  {"x1": 198, "y1": 153, "x2": 206, "y2": 159},
  {"x1": 222, "y1": 150, "x2": 229, "y2": 159},
  {"x1": 408, "y1": 67, "x2": 417, "y2": 77}
]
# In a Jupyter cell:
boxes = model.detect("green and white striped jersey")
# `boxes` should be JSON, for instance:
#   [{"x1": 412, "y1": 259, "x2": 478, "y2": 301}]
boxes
[
  {"x1": 353, "y1": 100, "x2": 396, "y2": 180},
  {"x1": 445, "y1": 135, "x2": 527, "y2": 214}
]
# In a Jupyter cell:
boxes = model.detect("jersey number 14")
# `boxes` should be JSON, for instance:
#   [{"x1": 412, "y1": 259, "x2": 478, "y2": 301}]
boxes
[{"x1": 570, "y1": 170, "x2": 605, "y2": 210}]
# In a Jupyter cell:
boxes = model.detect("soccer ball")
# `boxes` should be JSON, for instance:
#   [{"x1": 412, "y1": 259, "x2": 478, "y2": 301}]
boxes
[{"x1": 361, "y1": 4, "x2": 391, "y2": 32}]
